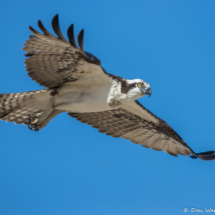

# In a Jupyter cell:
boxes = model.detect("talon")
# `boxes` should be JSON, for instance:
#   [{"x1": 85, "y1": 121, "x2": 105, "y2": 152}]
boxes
[
  {"x1": 28, "y1": 124, "x2": 40, "y2": 131},
  {"x1": 28, "y1": 113, "x2": 41, "y2": 131},
  {"x1": 32, "y1": 125, "x2": 39, "y2": 131}
]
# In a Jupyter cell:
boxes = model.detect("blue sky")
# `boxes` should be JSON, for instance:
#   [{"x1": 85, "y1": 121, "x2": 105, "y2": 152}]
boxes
[{"x1": 0, "y1": 0, "x2": 215, "y2": 214}]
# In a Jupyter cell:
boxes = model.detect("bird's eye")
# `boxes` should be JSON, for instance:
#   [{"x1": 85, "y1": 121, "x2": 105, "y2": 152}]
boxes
[{"x1": 137, "y1": 83, "x2": 142, "y2": 88}]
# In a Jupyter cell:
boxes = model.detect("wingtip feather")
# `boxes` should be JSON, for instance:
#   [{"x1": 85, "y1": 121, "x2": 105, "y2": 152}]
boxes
[
  {"x1": 77, "y1": 29, "x2": 84, "y2": 51},
  {"x1": 51, "y1": 14, "x2": 69, "y2": 43},
  {"x1": 190, "y1": 151, "x2": 215, "y2": 161},
  {"x1": 29, "y1": 26, "x2": 36, "y2": 33},
  {"x1": 38, "y1": 19, "x2": 52, "y2": 36},
  {"x1": 67, "y1": 24, "x2": 78, "y2": 48}
]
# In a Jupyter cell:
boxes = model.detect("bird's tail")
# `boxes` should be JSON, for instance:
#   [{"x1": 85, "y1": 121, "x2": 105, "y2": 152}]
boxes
[{"x1": 0, "y1": 89, "x2": 51, "y2": 126}]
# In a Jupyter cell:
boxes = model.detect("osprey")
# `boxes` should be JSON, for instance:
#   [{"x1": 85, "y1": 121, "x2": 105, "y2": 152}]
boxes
[{"x1": 0, "y1": 15, "x2": 214, "y2": 161}]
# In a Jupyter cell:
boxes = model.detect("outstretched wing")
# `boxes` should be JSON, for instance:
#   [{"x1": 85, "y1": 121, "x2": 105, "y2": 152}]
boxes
[
  {"x1": 23, "y1": 14, "x2": 112, "y2": 88},
  {"x1": 68, "y1": 100, "x2": 215, "y2": 161}
]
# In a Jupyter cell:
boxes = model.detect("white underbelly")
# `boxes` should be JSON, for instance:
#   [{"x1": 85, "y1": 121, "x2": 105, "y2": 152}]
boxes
[{"x1": 53, "y1": 88, "x2": 113, "y2": 113}]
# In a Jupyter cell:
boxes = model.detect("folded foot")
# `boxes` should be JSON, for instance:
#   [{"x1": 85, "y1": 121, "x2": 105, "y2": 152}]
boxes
[{"x1": 28, "y1": 112, "x2": 43, "y2": 131}]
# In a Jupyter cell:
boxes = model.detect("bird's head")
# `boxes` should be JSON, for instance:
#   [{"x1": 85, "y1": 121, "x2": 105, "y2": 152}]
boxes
[{"x1": 121, "y1": 79, "x2": 152, "y2": 100}]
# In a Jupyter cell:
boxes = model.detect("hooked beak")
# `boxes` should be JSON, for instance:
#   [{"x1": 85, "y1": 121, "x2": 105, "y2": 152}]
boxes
[{"x1": 142, "y1": 88, "x2": 152, "y2": 97}]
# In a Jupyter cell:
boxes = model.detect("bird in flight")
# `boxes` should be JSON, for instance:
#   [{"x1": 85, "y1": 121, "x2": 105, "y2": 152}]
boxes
[{"x1": 0, "y1": 15, "x2": 214, "y2": 161}]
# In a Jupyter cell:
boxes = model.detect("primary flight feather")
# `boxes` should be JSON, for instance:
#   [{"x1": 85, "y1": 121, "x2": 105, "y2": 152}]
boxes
[{"x1": 1, "y1": 14, "x2": 214, "y2": 161}]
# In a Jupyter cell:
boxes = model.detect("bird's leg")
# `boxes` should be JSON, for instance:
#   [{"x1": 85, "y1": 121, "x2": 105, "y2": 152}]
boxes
[
  {"x1": 28, "y1": 104, "x2": 54, "y2": 131},
  {"x1": 28, "y1": 112, "x2": 43, "y2": 131}
]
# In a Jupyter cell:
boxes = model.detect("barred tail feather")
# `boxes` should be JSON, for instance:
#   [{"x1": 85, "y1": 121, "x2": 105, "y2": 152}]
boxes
[{"x1": 0, "y1": 89, "x2": 50, "y2": 125}]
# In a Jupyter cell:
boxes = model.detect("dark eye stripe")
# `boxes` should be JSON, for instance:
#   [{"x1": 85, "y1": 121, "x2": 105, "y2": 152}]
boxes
[{"x1": 121, "y1": 80, "x2": 136, "y2": 94}]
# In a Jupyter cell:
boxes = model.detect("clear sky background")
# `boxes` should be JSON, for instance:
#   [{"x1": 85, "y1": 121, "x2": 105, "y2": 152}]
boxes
[{"x1": 0, "y1": 0, "x2": 215, "y2": 214}]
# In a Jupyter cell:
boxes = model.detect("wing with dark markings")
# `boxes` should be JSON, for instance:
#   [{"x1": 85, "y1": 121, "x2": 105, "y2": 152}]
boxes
[
  {"x1": 23, "y1": 14, "x2": 111, "y2": 88},
  {"x1": 68, "y1": 100, "x2": 215, "y2": 161}
]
